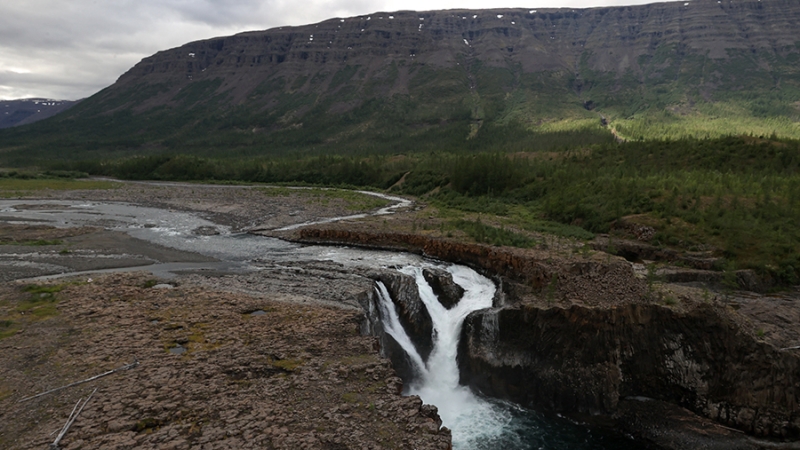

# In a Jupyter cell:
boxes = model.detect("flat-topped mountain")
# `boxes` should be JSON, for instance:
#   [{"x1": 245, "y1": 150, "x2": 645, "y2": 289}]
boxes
[{"x1": 2, "y1": 0, "x2": 799, "y2": 161}]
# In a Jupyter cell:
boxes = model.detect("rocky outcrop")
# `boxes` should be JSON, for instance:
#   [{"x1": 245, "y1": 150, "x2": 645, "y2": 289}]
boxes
[
  {"x1": 458, "y1": 302, "x2": 800, "y2": 439},
  {"x1": 422, "y1": 268, "x2": 464, "y2": 309},
  {"x1": 369, "y1": 271, "x2": 434, "y2": 362},
  {"x1": 113, "y1": 1, "x2": 800, "y2": 104},
  {"x1": 615, "y1": 398, "x2": 762, "y2": 450},
  {"x1": 295, "y1": 228, "x2": 648, "y2": 307},
  {"x1": 0, "y1": 271, "x2": 452, "y2": 450},
  {"x1": 293, "y1": 227, "x2": 800, "y2": 443}
]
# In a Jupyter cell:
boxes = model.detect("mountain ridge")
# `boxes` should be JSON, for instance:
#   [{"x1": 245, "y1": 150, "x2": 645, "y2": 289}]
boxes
[
  {"x1": 2, "y1": 0, "x2": 799, "y2": 160},
  {"x1": 0, "y1": 99, "x2": 78, "y2": 129}
]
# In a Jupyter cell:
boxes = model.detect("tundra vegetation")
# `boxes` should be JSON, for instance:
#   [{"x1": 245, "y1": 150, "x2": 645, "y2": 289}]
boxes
[
  {"x1": 0, "y1": 10, "x2": 798, "y2": 286},
  {"x1": 2, "y1": 135, "x2": 798, "y2": 286}
]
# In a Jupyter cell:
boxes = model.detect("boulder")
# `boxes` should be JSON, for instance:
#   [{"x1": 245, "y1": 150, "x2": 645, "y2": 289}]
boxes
[{"x1": 422, "y1": 268, "x2": 464, "y2": 309}]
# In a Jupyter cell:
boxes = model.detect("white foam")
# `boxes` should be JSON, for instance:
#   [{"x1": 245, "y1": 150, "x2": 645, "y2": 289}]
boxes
[{"x1": 376, "y1": 264, "x2": 512, "y2": 448}]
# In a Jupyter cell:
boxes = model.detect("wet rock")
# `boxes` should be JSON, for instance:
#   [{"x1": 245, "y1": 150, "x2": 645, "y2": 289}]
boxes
[
  {"x1": 459, "y1": 302, "x2": 800, "y2": 439},
  {"x1": 370, "y1": 271, "x2": 434, "y2": 362},
  {"x1": 615, "y1": 398, "x2": 759, "y2": 450},
  {"x1": 192, "y1": 225, "x2": 220, "y2": 236},
  {"x1": 295, "y1": 228, "x2": 647, "y2": 307},
  {"x1": 422, "y1": 268, "x2": 464, "y2": 309},
  {"x1": 169, "y1": 344, "x2": 187, "y2": 354},
  {"x1": 419, "y1": 404, "x2": 443, "y2": 428}
]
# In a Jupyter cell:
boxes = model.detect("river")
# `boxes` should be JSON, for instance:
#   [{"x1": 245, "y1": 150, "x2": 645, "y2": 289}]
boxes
[{"x1": 0, "y1": 199, "x2": 642, "y2": 449}]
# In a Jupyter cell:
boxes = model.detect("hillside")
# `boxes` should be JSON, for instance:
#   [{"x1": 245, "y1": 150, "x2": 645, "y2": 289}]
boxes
[
  {"x1": 0, "y1": 99, "x2": 77, "y2": 129},
  {"x1": 1, "y1": 0, "x2": 799, "y2": 163}
]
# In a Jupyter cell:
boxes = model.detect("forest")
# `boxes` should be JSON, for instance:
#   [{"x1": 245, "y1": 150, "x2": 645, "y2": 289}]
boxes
[{"x1": 3, "y1": 134, "x2": 799, "y2": 287}]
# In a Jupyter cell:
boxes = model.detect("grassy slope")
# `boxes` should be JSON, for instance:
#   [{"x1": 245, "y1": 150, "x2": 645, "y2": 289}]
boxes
[
  {"x1": 1, "y1": 39, "x2": 799, "y2": 286},
  {"x1": 2, "y1": 42, "x2": 799, "y2": 165}
]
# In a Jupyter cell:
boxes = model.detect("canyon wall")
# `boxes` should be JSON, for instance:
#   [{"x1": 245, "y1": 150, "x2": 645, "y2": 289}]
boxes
[
  {"x1": 458, "y1": 302, "x2": 800, "y2": 438},
  {"x1": 297, "y1": 228, "x2": 800, "y2": 441}
]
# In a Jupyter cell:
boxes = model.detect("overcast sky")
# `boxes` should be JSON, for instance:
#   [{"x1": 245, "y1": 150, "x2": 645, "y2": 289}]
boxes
[{"x1": 0, "y1": 0, "x2": 667, "y2": 101}]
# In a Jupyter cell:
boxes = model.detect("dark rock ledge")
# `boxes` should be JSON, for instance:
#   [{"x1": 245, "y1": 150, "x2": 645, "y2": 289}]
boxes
[{"x1": 290, "y1": 227, "x2": 800, "y2": 449}]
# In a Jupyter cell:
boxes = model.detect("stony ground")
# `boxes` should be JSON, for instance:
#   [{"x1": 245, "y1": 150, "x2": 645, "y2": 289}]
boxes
[
  {"x1": 2, "y1": 179, "x2": 798, "y2": 449},
  {"x1": 0, "y1": 272, "x2": 451, "y2": 450},
  {"x1": 37, "y1": 180, "x2": 400, "y2": 232},
  {"x1": 0, "y1": 182, "x2": 453, "y2": 449}
]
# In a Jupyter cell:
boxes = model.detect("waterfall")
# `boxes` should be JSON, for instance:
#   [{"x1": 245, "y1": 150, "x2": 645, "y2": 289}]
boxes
[{"x1": 374, "y1": 264, "x2": 513, "y2": 449}]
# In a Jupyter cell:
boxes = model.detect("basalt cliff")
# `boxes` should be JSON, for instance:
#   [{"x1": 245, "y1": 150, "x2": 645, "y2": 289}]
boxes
[
  {"x1": 3, "y1": 0, "x2": 800, "y2": 159},
  {"x1": 287, "y1": 225, "x2": 800, "y2": 447}
]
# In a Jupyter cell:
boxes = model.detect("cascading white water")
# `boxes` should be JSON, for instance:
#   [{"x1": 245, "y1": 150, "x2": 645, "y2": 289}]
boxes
[
  {"x1": 375, "y1": 264, "x2": 514, "y2": 449},
  {"x1": 2, "y1": 200, "x2": 640, "y2": 449}
]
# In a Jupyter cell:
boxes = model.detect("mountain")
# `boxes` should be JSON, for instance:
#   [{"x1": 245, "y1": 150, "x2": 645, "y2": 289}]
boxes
[
  {"x1": 0, "y1": 99, "x2": 78, "y2": 129},
  {"x1": 2, "y1": 0, "x2": 800, "y2": 162}
]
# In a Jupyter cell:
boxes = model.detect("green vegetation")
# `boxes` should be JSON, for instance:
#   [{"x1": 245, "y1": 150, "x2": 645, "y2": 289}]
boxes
[
  {"x1": 0, "y1": 284, "x2": 64, "y2": 340},
  {"x1": 270, "y1": 358, "x2": 304, "y2": 372},
  {"x1": 0, "y1": 42, "x2": 797, "y2": 289},
  {"x1": 449, "y1": 219, "x2": 537, "y2": 248},
  {"x1": 0, "y1": 239, "x2": 63, "y2": 246},
  {"x1": 258, "y1": 187, "x2": 391, "y2": 211},
  {"x1": 1, "y1": 134, "x2": 797, "y2": 285},
  {"x1": 0, "y1": 319, "x2": 17, "y2": 340},
  {"x1": 0, "y1": 175, "x2": 119, "y2": 198},
  {"x1": 0, "y1": 131, "x2": 798, "y2": 286}
]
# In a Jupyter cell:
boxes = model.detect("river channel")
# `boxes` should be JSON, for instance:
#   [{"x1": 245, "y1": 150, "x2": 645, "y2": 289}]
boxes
[{"x1": 0, "y1": 199, "x2": 642, "y2": 449}]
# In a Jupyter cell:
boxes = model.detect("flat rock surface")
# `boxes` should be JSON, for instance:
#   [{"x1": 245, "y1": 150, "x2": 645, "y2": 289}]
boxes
[
  {"x1": 0, "y1": 272, "x2": 450, "y2": 449},
  {"x1": 0, "y1": 223, "x2": 216, "y2": 283}
]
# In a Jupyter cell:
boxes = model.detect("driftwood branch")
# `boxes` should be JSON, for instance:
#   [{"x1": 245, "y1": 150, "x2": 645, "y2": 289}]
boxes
[
  {"x1": 50, "y1": 388, "x2": 96, "y2": 450},
  {"x1": 18, "y1": 358, "x2": 138, "y2": 403}
]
